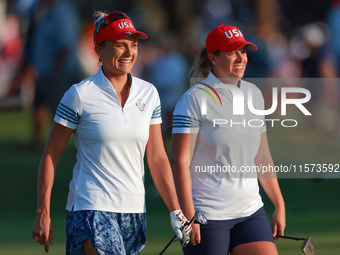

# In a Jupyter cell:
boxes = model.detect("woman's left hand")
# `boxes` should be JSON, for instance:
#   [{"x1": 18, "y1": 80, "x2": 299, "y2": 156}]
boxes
[{"x1": 272, "y1": 207, "x2": 286, "y2": 240}]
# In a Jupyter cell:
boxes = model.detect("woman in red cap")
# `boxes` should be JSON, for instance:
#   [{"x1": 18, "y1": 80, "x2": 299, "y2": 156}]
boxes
[
  {"x1": 32, "y1": 11, "x2": 191, "y2": 254},
  {"x1": 172, "y1": 24, "x2": 286, "y2": 255}
]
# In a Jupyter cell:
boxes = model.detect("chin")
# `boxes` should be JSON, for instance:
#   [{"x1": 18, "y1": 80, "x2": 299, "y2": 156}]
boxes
[
  {"x1": 119, "y1": 69, "x2": 132, "y2": 74},
  {"x1": 235, "y1": 73, "x2": 245, "y2": 79}
]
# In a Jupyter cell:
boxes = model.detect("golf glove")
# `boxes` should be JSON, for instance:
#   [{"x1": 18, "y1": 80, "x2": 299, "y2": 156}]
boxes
[{"x1": 170, "y1": 210, "x2": 192, "y2": 247}]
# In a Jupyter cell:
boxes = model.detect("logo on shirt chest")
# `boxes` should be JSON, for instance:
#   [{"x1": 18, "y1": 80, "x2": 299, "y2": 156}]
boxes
[{"x1": 136, "y1": 99, "x2": 145, "y2": 111}]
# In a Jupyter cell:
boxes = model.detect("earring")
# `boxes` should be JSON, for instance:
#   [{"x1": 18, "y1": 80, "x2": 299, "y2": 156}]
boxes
[
  {"x1": 97, "y1": 58, "x2": 103, "y2": 67},
  {"x1": 212, "y1": 61, "x2": 216, "y2": 65}
]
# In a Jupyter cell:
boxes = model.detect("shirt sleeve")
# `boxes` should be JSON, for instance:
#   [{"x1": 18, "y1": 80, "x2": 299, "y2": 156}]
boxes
[
  {"x1": 54, "y1": 85, "x2": 81, "y2": 129},
  {"x1": 172, "y1": 91, "x2": 201, "y2": 134},
  {"x1": 150, "y1": 87, "x2": 162, "y2": 125}
]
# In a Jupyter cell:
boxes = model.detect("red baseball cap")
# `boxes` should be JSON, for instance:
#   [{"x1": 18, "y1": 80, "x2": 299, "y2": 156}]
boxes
[
  {"x1": 94, "y1": 12, "x2": 147, "y2": 45},
  {"x1": 206, "y1": 24, "x2": 257, "y2": 53}
]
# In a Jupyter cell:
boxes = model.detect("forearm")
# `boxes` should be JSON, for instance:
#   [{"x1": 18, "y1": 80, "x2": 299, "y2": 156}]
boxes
[
  {"x1": 149, "y1": 155, "x2": 180, "y2": 212},
  {"x1": 259, "y1": 177, "x2": 285, "y2": 210},
  {"x1": 259, "y1": 172, "x2": 286, "y2": 237},
  {"x1": 171, "y1": 133, "x2": 196, "y2": 220},
  {"x1": 257, "y1": 158, "x2": 285, "y2": 210},
  {"x1": 36, "y1": 154, "x2": 56, "y2": 217},
  {"x1": 256, "y1": 132, "x2": 285, "y2": 210},
  {"x1": 172, "y1": 161, "x2": 196, "y2": 220}
]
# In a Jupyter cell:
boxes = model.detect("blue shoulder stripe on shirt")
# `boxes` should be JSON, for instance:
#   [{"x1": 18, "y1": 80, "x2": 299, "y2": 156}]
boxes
[
  {"x1": 55, "y1": 112, "x2": 79, "y2": 125},
  {"x1": 172, "y1": 124, "x2": 199, "y2": 128},
  {"x1": 152, "y1": 114, "x2": 161, "y2": 119},
  {"x1": 56, "y1": 108, "x2": 79, "y2": 124},
  {"x1": 152, "y1": 105, "x2": 161, "y2": 118},
  {"x1": 172, "y1": 115, "x2": 201, "y2": 128},
  {"x1": 56, "y1": 103, "x2": 79, "y2": 124},
  {"x1": 172, "y1": 120, "x2": 200, "y2": 126},
  {"x1": 173, "y1": 115, "x2": 201, "y2": 124},
  {"x1": 58, "y1": 103, "x2": 79, "y2": 118}
]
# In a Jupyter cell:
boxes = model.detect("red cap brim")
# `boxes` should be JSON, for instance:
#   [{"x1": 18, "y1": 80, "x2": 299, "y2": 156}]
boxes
[
  {"x1": 104, "y1": 31, "x2": 148, "y2": 42},
  {"x1": 94, "y1": 19, "x2": 148, "y2": 45},
  {"x1": 211, "y1": 41, "x2": 257, "y2": 53}
]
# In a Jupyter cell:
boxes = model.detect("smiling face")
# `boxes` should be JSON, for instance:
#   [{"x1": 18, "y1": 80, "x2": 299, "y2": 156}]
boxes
[
  {"x1": 209, "y1": 46, "x2": 248, "y2": 85},
  {"x1": 95, "y1": 35, "x2": 138, "y2": 78}
]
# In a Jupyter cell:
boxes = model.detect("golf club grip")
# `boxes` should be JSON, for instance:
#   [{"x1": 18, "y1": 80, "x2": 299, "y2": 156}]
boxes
[
  {"x1": 277, "y1": 235, "x2": 305, "y2": 241},
  {"x1": 159, "y1": 235, "x2": 176, "y2": 255},
  {"x1": 159, "y1": 214, "x2": 196, "y2": 254}
]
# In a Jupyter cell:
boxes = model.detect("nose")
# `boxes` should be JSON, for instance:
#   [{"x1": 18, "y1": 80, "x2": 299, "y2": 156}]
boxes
[
  {"x1": 124, "y1": 43, "x2": 137, "y2": 57},
  {"x1": 124, "y1": 46, "x2": 132, "y2": 56},
  {"x1": 235, "y1": 51, "x2": 244, "y2": 62}
]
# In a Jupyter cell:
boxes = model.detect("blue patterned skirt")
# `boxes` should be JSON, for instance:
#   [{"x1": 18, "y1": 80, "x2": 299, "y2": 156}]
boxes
[{"x1": 66, "y1": 210, "x2": 146, "y2": 255}]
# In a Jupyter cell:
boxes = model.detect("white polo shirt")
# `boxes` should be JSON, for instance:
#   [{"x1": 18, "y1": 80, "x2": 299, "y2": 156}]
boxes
[
  {"x1": 173, "y1": 71, "x2": 266, "y2": 220},
  {"x1": 54, "y1": 67, "x2": 162, "y2": 213}
]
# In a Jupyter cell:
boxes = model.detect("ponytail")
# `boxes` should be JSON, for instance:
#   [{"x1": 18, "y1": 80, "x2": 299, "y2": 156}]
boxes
[
  {"x1": 93, "y1": 11, "x2": 108, "y2": 39},
  {"x1": 189, "y1": 47, "x2": 211, "y2": 82},
  {"x1": 188, "y1": 47, "x2": 220, "y2": 85}
]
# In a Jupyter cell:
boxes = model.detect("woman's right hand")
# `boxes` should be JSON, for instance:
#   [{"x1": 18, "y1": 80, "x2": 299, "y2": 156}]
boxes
[
  {"x1": 32, "y1": 213, "x2": 53, "y2": 253},
  {"x1": 190, "y1": 223, "x2": 201, "y2": 245}
]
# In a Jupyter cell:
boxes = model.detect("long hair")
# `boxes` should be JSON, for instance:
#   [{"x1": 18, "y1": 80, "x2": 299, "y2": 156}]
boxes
[{"x1": 188, "y1": 47, "x2": 220, "y2": 85}]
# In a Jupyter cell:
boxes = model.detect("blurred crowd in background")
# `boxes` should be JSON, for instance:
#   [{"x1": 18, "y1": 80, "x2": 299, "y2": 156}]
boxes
[{"x1": 0, "y1": 0, "x2": 340, "y2": 143}]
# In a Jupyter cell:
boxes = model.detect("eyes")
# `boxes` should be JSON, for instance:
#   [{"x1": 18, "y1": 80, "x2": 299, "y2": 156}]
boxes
[
  {"x1": 114, "y1": 42, "x2": 138, "y2": 49},
  {"x1": 227, "y1": 49, "x2": 247, "y2": 56}
]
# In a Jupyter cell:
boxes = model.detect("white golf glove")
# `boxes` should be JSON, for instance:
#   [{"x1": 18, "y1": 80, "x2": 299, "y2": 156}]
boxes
[{"x1": 170, "y1": 210, "x2": 192, "y2": 247}]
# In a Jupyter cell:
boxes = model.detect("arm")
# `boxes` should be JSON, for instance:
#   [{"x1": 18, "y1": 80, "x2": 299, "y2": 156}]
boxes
[
  {"x1": 171, "y1": 133, "x2": 200, "y2": 244},
  {"x1": 171, "y1": 133, "x2": 196, "y2": 219},
  {"x1": 145, "y1": 124, "x2": 180, "y2": 212},
  {"x1": 146, "y1": 124, "x2": 192, "y2": 244},
  {"x1": 32, "y1": 122, "x2": 74, "y2": 252},
  {"x1": 255, "y1": 132, "x2": 286, "y2": 240}
]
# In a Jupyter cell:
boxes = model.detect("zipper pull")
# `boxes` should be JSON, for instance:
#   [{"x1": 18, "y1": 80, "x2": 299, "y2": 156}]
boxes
[{"x1": 122, "y1": 108, "x2": 125, "y2": 113}]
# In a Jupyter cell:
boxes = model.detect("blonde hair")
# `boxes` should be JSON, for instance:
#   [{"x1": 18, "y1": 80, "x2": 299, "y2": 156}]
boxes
[
  {"x1": 93, "y1": 11, "x2": 108, "y2": 39},
  {"x1": 188, "y1": 47, "x2": 220, "y2": 85}
]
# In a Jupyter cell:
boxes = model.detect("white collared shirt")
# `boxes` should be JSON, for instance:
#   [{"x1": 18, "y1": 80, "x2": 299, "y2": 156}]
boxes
[
  {"x1": 173, "y1": 71, "x2": 265, "y2": 220},
  {"x1": 55, "y1": 67, "x2": 161, "y2": 213}
]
